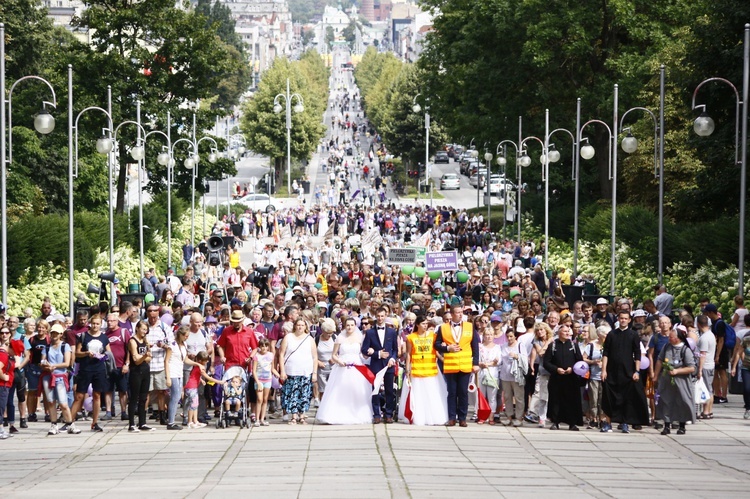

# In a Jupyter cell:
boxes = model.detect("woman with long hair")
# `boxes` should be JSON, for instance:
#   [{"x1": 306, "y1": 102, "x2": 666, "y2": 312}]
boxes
[{"x1": 400, "y1": 316, "x2": 448, "y2": 425}]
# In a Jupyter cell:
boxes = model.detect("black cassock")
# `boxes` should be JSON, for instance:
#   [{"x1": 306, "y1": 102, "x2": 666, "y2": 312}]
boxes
[
  {"x1": 543, "y1": 339, "x2": 583, "y2": 426},
  {"x1": 601, "y1": 328, "x2": 650, "y2": 425}
]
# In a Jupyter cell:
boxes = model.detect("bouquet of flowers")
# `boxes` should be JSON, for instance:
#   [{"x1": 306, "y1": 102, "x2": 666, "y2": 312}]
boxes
[{"x1": 662, "y1": 358, "x2": 676, "y2": 385}]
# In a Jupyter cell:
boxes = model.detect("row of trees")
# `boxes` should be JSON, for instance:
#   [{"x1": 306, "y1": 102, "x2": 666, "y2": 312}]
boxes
[
  {"x1": 240, "y1": 51, "x2": 329, "y2": 186},
  {"x1": 2, "y1": 0, "x2": 250, "y2": 220},
  {"x1": 418, "y1": 0, "x2": 750, "y2": 229},
  {"x1": 355, "y1": 48, "x2": 447, "y2": 167}
]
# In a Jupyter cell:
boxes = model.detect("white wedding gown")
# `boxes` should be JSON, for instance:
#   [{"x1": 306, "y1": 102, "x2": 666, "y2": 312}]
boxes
[{"x1": 316, "y1": 340, "x2": 374, "y2": 425}]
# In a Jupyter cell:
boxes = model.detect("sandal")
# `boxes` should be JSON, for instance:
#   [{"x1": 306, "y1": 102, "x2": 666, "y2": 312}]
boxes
[
  {"x1": 289, "y1": 417, "x2": 298, "y2": 425},
  {"x1": 477, "y1": 420, "x2": 485, "y2": 425},
  {"x1": 299, "y1": 416, "x2": 308, "y2": 425},
  {"x1": 488, "y1": 420, "x2": 496, "y2": 426}
]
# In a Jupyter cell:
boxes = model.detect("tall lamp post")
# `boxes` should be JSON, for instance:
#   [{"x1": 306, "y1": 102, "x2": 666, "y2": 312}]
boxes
[
  {"x1": 496, "y1": 140, "x2": 519, "y2": 241},
  {"x1": 618, "y1": 67, "x2": 664, "y2": 282},
  {"x1": 144, "y1": 112, "x2": 172, "y2": 269},
  {"x1": 274, "y1": 78, "x2": 304, "y2": 195},
  {"x1": 544, "y1": 109, "x2": 577, "y2": 273},
  {"x1": 189, "y1": 118, "x2": 219, "y2": 247},
  {"x1": 518, "y1": 135, "x2": 549, "y2": 268},
  {"x1": 412, "y1": 94, "x2": 432, "y2": 206},
  {"x1": 71, "y1": 89, "x2": 116, "y2": 315},
  {"x1": 578, "y1": 102, "x2": 616, "y2": 296},
  {"x1": 113, "y1": 117, "x2": 148, "y2": 278},
  {"x1": 484, "y1": 150, "x2": 493, "y2": 229},
  {"x1": 692, "y1": 24, "x2": 749, "y2": 294},
  {"x1": 1, "y1": 23, "x2": 57, "y2": 306}
]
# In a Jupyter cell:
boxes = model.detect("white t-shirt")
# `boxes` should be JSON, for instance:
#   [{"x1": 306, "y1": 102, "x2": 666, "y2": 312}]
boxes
[
  {"x1": 733, "y1": 308, "x2": 749, "y2": 341},
  {"x1": 167, "y1": 342, "x2": 187, "y2": 379},
  {"x1": 185, "y1": 329, "x2": 209, "y2": 357},
  {"x1": 697, "y1": 330, "x2": 716, "y2": 370}
]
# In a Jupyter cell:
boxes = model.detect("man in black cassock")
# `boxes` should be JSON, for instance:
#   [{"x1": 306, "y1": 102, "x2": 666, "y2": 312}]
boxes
[{"x1": 601, "y1": 311, "x2": 649, "y2": 433}]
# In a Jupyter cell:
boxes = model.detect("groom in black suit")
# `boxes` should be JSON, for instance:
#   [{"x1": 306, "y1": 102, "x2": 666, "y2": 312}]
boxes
[{"x1": 361, "y1": 306, "x2": 398, "y2": 423}]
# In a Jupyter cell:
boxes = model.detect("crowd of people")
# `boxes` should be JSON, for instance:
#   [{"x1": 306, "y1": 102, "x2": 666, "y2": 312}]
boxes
[
  {"x1": 2, "y1": 53, "x2": 749, "y2": 442},
  {"x1": 1, "y1": 209, "x2": 749, "y2": 439}
]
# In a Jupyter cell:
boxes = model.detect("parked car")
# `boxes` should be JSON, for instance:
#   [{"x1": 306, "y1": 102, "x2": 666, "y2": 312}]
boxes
[
  {"x1": 469, "y1": 173, "x2": 486, "y2": 188},
  {"x1": 222, "y1": 193, "x2": 286, "y2": 212},
  {"x1": 434, "y1": 151, "x2": 450, "y2": 163},
  {"x1": 440, "y1": 173, "x2": 461, "y2": 190}
]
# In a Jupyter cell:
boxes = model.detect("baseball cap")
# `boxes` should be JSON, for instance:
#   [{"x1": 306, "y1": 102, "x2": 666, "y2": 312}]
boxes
[
  {"x1": 230, "y1": 298, "x2": 243, "y2": 307},
  {"x1": 490, "y1": 311, "x2": 504, "y2": 323},
  {"x1": 596, "y1": 297, "x2": 609, "y2": 305},
  {"x1": 631, "y1": 309, "x2": 647, "y2": 318},
  {"x1": 50, "y1": 324, "x2": 65, "y2": 334},
  {"x1": 703, "y1": 304, "x2": 718, "y2": 313}
]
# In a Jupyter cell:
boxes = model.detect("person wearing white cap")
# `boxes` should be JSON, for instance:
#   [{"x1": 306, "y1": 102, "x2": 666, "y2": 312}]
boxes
[{"x1": 593, "y1": 298, "x2": 616, "y2": 329}]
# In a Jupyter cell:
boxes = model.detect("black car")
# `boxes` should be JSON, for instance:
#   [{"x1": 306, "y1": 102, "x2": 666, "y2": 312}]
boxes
[{"x1": 434, "y1": 151, "x2": 449, "y2": 163}]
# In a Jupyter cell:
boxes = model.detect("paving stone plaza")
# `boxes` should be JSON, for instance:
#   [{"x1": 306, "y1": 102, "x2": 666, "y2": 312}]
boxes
[{"x1": 1, "y1": 399, "x2": 749, "y2": 498}]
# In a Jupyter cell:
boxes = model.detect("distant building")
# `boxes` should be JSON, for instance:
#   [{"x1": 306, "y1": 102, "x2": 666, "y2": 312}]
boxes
[{"x1": 218, "y1": 0, "x2": 294, "y2": 74}]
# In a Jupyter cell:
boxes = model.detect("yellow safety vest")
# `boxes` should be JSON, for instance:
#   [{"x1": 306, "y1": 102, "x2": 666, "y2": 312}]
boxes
[
  {"x1": 408, "y1": 333, "x2": 438, "y2": 377},
  {"x1": 440, "y1": 322, "x2": 474, "y2": 373}
]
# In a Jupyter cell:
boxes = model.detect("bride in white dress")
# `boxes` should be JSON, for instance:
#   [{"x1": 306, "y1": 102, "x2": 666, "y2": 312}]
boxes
[{"x1": 316, "y1": 318, "x2": 373, "y2": 424}]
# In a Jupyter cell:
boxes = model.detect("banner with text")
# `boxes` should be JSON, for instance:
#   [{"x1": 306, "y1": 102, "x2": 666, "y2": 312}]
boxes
[{"x1": 425, "y1": 251, "x2": 459, "y2": 272}]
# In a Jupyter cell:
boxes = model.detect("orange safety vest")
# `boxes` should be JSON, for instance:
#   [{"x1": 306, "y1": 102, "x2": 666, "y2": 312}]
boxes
[
  {"x1": 408, "y1": 333, "x2": 438, "y2": 378},
  {"x1": 440, "y1": 322, "x2": 474, "y2": 373}
]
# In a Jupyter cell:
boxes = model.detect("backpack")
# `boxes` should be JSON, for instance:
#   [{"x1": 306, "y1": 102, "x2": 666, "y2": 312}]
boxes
[{"x1": 718, "y1": 319, "x2": 736, "y2": 350}]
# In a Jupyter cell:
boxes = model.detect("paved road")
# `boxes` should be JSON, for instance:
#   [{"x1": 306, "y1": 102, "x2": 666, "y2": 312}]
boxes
[{"x1": 1, "y1": 399, "x2": 749, "y2": 498}]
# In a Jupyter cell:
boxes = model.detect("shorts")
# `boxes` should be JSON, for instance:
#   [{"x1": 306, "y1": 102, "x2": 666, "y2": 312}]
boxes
[
  {"x1": 716, "y1": 348, "x2": 730, "y2": 370},
  {"x1": 702, "y1": 368, "x2": 715, "y2": 394},
  {"x1": 226, "y1": 397, "x2": 241, "y2": 406},
  {"x1": 109, "y1": 368, "x2": 130, "y2": 393},
  {"x1": 255, "y1": 380, "x2": 271, "y2": 390},
  {"x1": 185, "y1": 388, "x2": 199, "y2": 410},
  {"x1": 13, "y1": 369, "x2": 27, "y2": 401},
  {"x1": 76, "y1": 368, "x2": 109, "y2": 394},
  {"x1": 26, "y1": 365, "x2": 42, "y2": 392},
  {"x1": 42, "y1": 377, "x2": 69, "y2": 405},
  {"x1": 149, "y1": 370, "x2": 168, "y2": 391}
]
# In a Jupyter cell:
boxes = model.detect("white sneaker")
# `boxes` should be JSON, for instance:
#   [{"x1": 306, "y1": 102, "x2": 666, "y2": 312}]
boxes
[
  {"x1": 48, "y1": 424, "x2": 59, "y2": 435},
  {"x1": 128, "y1": 425, "x2": 140, "y2": 433},
  {"x1": 67, "y1": 423, "x2": 81, "y2": 435},
  {"x1": 282, "y1": 414, "x2": 289, "y2": 422},
  {"x1": 196, "y1": 422, "x2": 207, "y2": 428},
  {"x1": 744, "y1": 410, "x2": 750, "y2": 420},
  {"x1": 0, "y1": 432, "x2": 9, "y2": 440},
  {"x1": 253, "y1": 421, "x2": 261, "y2": 427}
]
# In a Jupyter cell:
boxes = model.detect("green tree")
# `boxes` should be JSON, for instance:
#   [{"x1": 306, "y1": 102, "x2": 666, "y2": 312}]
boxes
[
  {"x1": 377, "y1": 65, "x2": 446, "y2": 167},
  {"x1": 70, "y1": 0, "x2": 245, "y2": 212},
  {"x1": 239, "y1": 58, "x2": 327, "y2": 188}
]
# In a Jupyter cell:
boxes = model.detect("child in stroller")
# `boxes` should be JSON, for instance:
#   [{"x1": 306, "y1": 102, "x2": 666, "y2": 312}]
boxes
[
  {"x1": 217, "y1": 365, "x2": 249, "y2": 428},
  {"x1": 224, "y1": 376, "x2": 243, "y2": 417}
]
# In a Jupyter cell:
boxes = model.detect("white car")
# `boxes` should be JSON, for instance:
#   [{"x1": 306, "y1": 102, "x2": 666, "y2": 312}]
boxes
[
  {"x1": 469, "y1": 170, "x2": 488, "y2": 188},
  {"x1": 221, "y1": 193, "x2": 288, "y2": 212},
  {"x1": 440, "y1": 173, "x2": 460, "y2": 190}
]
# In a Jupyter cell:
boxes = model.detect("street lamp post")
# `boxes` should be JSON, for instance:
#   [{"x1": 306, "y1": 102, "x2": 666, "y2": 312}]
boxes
[
  {"x1": 274, "y1": 78, "x2": 304, "y2": 195},
  {"x1": 519, "y1": 135, "x2": 548, "y2": 268},
  {"x1": 544, "y1": 110, "x2": 577, "y2": 274},
  {"x1": 496, "y1": 141, "x2": 518, "y2": 241},
  {"x1": 692, "y1": 24, "x2": 749, "y2": 294},
  {"x1": 1, "y1": 22, "x2": 58, "y2": 306},
  {"x1": 113, "y1": 116, "x2": 148, "y2": 278},
  {"x1": 618, "y1": 68, "x2": 664, "y2": 282},
  {"x1": 412, "y1": 94, "x2": 432, "y2": 207},
  {"x1": 484, "y1": 150, "x2": 493, "y2": 229},
  {"x1": 144, "y1": 112, "x2": 172, "y2": 269},
  {"x1": 578, "y1": 105, "x2": 616, "y2": 295},
  {"x1": 71, "y1": 92, "x2": 117, "y2": 316},
  {"x1": 188, "y1": 113, "x2": 219, "y2": 248}
]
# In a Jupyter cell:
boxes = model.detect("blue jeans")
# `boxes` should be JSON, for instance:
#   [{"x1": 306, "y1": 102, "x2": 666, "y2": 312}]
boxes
[{"x1": 167, "y1": 378, "x2": 183, "y2": 425}]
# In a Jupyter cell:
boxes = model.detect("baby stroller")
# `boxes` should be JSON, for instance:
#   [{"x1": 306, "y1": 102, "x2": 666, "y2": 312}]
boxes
[{"x1": 216, "y1": 365, "x2": 249, "y2": 429}]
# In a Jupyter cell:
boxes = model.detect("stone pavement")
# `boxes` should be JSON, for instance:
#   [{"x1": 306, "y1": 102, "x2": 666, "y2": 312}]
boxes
[{"x1": 1, "y1": 399, "x2": 749, "y2": 498}]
